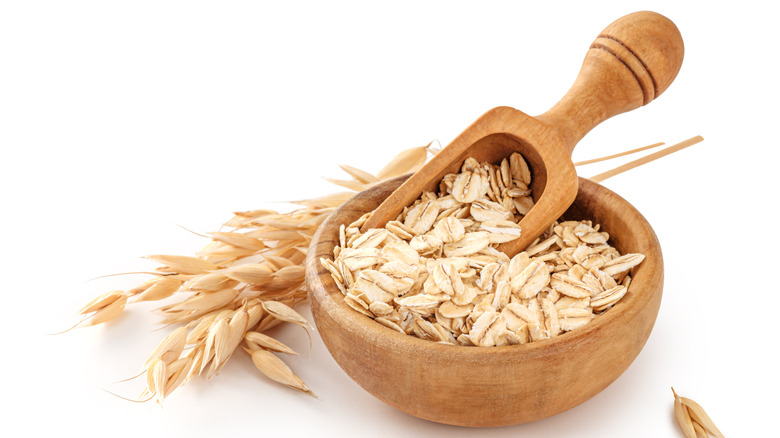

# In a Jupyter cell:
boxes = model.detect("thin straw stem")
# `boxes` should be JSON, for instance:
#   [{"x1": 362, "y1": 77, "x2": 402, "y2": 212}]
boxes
[
  {"x1": 574, "y1": 142, "x2": 665, "y2": 166},
  {"x1": 589, "y1": 136, "x2": 703, "y2": 183}
]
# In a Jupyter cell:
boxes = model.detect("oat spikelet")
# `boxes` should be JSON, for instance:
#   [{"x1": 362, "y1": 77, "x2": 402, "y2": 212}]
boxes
[
  {"x1": 85, "y1": 293, "x2": 128, "y2": 326},
  {"x1": 80, "y1": 290, "x2": 125, "y2": 315},
  {"x1": 244, "y1": 347, "x2": 314, "y2": 397},
  {"x1": 143, "y1": 326, "x2": 187, "y2": 369},
  {"x1": 164, "y1": 357, "x2": 193, "y2": 396},
  {"x1": 135, "y1": 277, "x2": 183, "y2": 302},
  {"x1": 339, "y1": 164, "x2": 379, "y2": 184},
  {"x1": 214, "y1": 309, "x2": 248, "y2": 373},
  {"x1": 672, "y1": 388, "x2": 724, "y2": 438},
  {"x1": 245, "y1": 331, "x2": 298, "y2": 356},
  {"x1": 78, "y1": 143, "x2": 437, "y2": 403},
  {"x1": 261, "y1": 300, "x2": 310, "y2": 329},
  {"x1": 222, "y1": 264, "x2": 274, "y2": 285},
  {"x1": 145, "y1": 255, "x2": 217, "y2": 275},
  {"x1": 673, "y1": 387, "x2": 696, "y2": 438},
  {"x1": 375, "y1": 142, "x2": 432, "y2": 180},
  {"x1": 147, "y1": 359, "x2": 167, "y2": 405}
]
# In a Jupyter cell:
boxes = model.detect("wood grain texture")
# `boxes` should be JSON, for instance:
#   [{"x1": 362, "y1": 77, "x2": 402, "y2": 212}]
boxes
[
  {"x1": 305, "y1": 176, "x2": 664, "y2": 427},
  {"x1": 361, "y1": 11, "x2": 684, "y2": 258}
]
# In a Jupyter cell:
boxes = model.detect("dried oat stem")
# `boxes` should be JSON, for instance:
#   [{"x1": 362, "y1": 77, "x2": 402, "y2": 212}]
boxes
[
  {"x1": 573, "y1": 141, "x2": 665, "y2": 166},
  {"x1": 588, "y1": 136, "x2": 703, "y2": 183}
]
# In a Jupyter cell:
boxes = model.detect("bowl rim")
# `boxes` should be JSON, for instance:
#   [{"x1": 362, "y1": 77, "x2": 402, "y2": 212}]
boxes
[{"x1": 306, "y1": 176, "x2": 663, "y2": 360}]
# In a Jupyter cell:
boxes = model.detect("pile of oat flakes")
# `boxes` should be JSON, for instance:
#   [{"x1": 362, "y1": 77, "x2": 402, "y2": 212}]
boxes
[{"x1": 321, "y1": 155, "x2": 644, "y2": 347}]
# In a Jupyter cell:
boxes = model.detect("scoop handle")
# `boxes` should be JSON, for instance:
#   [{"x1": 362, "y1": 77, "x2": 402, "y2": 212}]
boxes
[{"x1": 536, "y1": 11, "x2": 684, "y2": 154}]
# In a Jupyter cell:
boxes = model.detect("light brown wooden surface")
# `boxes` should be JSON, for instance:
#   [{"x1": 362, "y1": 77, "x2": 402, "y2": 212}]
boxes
[
  {"x1": 306, "y1": 175, "x2": 664, "y2": 427},
  {"x1": 361, "y1": 11, "x2": 684, "y2": 257}
]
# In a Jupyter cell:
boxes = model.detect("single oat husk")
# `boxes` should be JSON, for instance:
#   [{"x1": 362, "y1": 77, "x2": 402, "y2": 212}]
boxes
[
  {"x1": 245, "y1": 331, "x2": 298, "y2": 356},
  {"x1": 244, "y1": 347, "x2": 315, "y2": 397},
  {"x1": 672, "y1": 388, "x2": 724, "y2": 438}
]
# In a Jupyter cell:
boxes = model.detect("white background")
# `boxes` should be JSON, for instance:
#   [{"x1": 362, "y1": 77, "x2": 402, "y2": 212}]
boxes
[{"x1": 2, "y1": 1, "x2": 777, "y2": 437}]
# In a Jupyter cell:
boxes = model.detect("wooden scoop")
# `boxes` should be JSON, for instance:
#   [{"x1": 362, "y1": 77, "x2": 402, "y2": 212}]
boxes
[{"x1": 361, "y1": 11, "x2": 684, "y2": 256}]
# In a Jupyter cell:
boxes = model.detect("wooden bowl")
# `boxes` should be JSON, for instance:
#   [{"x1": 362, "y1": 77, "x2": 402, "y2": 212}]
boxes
[{"x1": 304, "y1": 176, "x2": 663, "y2": 427}]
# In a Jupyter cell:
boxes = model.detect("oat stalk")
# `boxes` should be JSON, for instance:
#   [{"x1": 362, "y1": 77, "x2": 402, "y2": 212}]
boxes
[
  {"x1": 588, "y1": 136, "x2": 703, "y2": 183},
  {"x1": 76, "y1": 142, "x2": 435, "y2": 402}
]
